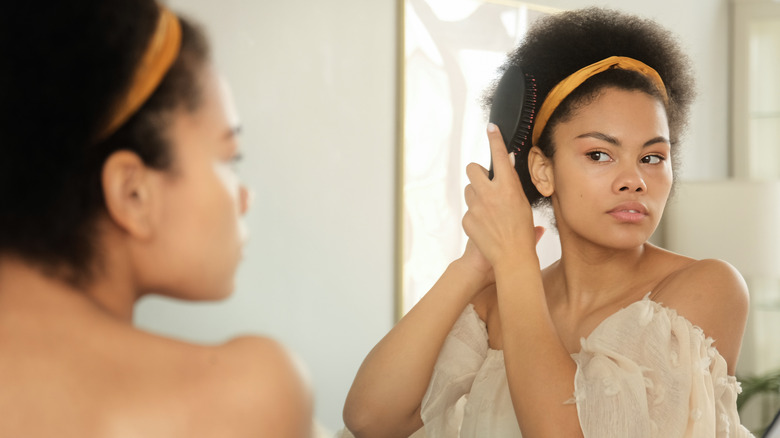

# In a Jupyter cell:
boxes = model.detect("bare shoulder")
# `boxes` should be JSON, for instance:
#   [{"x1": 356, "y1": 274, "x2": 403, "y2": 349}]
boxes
[
  {"x1": 185, "y1": 335, "x2": 313, "y2": 437},
  {"x1": 653, "y1": 258, "x2": 749, "y2": 374},
  {"x1": 0, "y1": 303, "x2": 313, "y2": 437},
  {"x1": 110, "y1": 333, "x2": 313, "y2": 437}
]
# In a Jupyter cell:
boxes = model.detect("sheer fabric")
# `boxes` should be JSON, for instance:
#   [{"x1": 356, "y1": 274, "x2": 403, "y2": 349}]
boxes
[{"x1": 411, "y1": 296, "x2": 752, "y2": 437}]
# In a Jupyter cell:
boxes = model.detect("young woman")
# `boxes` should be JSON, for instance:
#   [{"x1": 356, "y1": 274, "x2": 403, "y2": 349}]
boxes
[
  {"x1": 0, "y1": 1, "x2": 311, "y2": 436},
  {"x1": 343, "y1": 8, "x2": 752, "y2": 438}
]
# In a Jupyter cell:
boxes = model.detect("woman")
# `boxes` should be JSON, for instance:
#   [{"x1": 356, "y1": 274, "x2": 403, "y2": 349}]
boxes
[
  {"x1": 343, "y1": 8, "x2": 751, "y2": 437},
  {"x1": 0, "y1": 1, "x2": 311, "y2": 436}
]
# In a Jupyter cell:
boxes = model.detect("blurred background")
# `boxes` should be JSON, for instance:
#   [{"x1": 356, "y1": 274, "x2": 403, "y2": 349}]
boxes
[{"x1": 134, "y1": 0, "x2": 780, "y2": 433}]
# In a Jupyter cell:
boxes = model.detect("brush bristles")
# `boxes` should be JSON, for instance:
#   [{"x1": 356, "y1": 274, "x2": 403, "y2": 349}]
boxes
[{"x1": 511, "y1": 74, "x2": 538, "y2": 153}]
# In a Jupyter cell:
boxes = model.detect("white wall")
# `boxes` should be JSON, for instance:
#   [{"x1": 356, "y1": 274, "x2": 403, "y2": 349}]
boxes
[
  {"x1": 135, "y1": 0, "x2": 729, "y2": 431},
  {"x1": 135, "y1": 0, "x2": 397, "y2": 431}
]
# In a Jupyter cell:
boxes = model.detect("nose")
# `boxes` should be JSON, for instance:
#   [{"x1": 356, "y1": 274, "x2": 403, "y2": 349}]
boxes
[
  {"x1": 614, "y1": 164, "x2": 647, "y2": 193},
  {"x1": 238, "y1": 185, "x2": 252, "y2": 215}
]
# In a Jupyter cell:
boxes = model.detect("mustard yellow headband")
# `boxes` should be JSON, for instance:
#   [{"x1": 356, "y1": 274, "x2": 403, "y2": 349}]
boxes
[
  {"x1": 97, "y1": 6, "x2": 182, "y2": 141},
  {"x1": 531, "y1": 56, "x2": 669, "y2": 147}
]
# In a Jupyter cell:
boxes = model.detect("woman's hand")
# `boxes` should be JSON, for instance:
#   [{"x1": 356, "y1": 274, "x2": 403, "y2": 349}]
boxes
[
  {"x1": 455, "y1": 230, "x2": 544, "y2": 295},
  {"x1": 462, "y1": 124, "x2": 542, "y2": 273},
  {"x1": 453, "y1": 239, "x2": 496, "y2": 291}
]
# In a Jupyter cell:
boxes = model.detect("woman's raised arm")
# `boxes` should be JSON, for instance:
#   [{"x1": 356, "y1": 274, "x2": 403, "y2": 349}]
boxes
[
  {"x1": 462, "y1": 124, "x2": 584, "y2": 437},
  {"x1": 342, "y1": 250, "x2": 492, "y2": 438}
]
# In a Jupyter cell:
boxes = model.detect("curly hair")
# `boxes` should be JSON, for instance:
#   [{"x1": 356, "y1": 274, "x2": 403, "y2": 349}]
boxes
[
  {"x1": 483, "y1": 7, "x2": 696, "y2": 205},
  {"x1": 0, "y1": 0, "x2": 210, "y2": 285}
]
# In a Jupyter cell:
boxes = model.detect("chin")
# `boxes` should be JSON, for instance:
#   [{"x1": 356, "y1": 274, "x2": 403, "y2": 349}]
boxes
[
  {"x1": 210, "y1": 281, "x2": 237, "y2": 301},
  {"x1": 185, "y1": 278, "x2": 237, "y2": 301},
  {"x1": 602, "y1": 234, "x2": 652, "y2": 251}
]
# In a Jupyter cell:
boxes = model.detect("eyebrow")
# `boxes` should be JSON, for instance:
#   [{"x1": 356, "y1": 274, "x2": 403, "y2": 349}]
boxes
[{"x1": 575, "y1": 132, "x2": 669, "y2": 148}]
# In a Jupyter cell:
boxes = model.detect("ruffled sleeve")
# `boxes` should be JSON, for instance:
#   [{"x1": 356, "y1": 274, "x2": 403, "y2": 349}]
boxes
[
  {"x1": 418, "y1": 304, "x2": 489, "y2": 436},
  {"x1": 571, "y1": 296, "x2": 753, "y2": 438}
]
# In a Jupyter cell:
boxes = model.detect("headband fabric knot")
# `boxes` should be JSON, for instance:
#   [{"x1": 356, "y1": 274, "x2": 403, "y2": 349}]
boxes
[
  {"x1": 97, "y1": 6, "x2": 182, "y2": 141},
  {"x1": 531, "y1": 56, "x2": 669, "y2": 147}
]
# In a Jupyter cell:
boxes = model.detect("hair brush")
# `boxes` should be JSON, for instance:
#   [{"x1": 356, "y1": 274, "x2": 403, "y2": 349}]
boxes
[{"x1": 487, "y1": 65, "x2": 537, "y2": 180}]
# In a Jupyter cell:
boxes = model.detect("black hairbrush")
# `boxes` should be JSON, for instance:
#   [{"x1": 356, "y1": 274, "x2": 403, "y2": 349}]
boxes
[{"x1": 488, "y1": 65, "x2": 537, "y2": 179}]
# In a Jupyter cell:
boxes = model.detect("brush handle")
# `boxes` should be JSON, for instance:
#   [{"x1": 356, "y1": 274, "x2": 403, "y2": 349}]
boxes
[{"x1": 487, "y1": 64, "x2": 528, "y2": 180}]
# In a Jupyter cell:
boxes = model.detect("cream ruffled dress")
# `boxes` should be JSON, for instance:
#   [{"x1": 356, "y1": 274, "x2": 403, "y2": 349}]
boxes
[{"x1": 407, "y1": 295, "x2": 753, "y2": 437}]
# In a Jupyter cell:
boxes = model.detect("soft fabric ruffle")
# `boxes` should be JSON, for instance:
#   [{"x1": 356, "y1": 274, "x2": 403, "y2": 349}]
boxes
[
  {"x1": 571, "y1": 295, "x2": 752, "y2": 438},
  {"x1": 418, "y1": 304, "x2": 489, "y2": 436},
  {"x1": 416, "y1": 296, "x2": 753, "y2": 438}
]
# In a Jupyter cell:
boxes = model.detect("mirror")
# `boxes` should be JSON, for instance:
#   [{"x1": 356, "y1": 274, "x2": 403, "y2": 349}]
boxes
[{"x1": 397, "y1": 0, "x2": 559, "y2": 317}]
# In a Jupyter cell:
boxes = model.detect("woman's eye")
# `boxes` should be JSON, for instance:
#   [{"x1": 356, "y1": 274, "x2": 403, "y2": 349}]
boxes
[
  {"x1": 587, "y1": 151, "x2": 611, "y2": 162},
  {"x1": 641, "y1": 155, "x2": 664, "y2": 164}
]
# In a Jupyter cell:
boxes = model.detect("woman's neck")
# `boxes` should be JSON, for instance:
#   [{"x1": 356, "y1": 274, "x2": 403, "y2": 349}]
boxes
[
  {"x1": 548, "y1": 237, "x2": 657, "y2": 312},
  {"x1": 0, "y1": 256, "x2": 137, "y2": 323}
]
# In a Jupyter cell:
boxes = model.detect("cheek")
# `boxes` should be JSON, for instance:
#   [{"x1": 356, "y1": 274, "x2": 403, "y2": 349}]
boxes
[
  {"x1": 213, "y1": 163, "x2": 241, "y2": 201},
  {"x1": 554, "y1": 168, "x2": 600, "y2": 205},
  {"x1": 212, "y1": 163, "x2": 247, "y2": 237},
  {"x1": 211, "y1": 165, "x2": 244, "y2": 217},
  {"x1": 550, "y1": 180, "x2": 590, "y2": 226},
  {"x1": 163, "y1": 165, "x2": 241, "y2": 239},
  {"x1": 664, "y1": 166, "x2": 674, "y2": 188},
  {"x1": 651, "y1": 164, "x2": 674, "y2": 197}
]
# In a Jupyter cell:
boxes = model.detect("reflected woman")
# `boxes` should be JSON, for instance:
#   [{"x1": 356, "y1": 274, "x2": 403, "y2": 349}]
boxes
[
  {"x1": 0, "y1": 1, "x2": 311, "y2": 436},
  {"x1": 343, "y1": 7, "x2": 752, "y2": 437}
]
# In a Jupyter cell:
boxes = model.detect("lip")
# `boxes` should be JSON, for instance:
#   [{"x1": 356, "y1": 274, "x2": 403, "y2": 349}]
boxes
[{"x1": 607, "y1": 202, "x2": 648, "y2": 223}]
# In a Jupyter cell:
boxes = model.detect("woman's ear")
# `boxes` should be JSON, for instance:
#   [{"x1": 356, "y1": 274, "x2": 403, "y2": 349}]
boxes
[
  {"x1": 528, "y1": 146, "x2": 554, "y2": 197},
  {"x1": 101, "y1": 150, "x2": 156, "y2": 239}
]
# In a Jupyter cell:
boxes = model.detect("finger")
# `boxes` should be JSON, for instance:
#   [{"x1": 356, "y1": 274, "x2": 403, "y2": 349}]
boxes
[
  {"x1": 487, "y1": 123, "x2": 513, "y2": 179},
  {"x1": 461, "y1": 211, "x2": 475, "y2": 238},
  {"x1": 465, "y1": 162, "x2": 489, "y2": 184},
  {"x1": 464, "y1": 184, "x2": 475, "y2": 207},
  {"x1": 534, "y1": 226, "x2": 545, "y2": 245}
]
